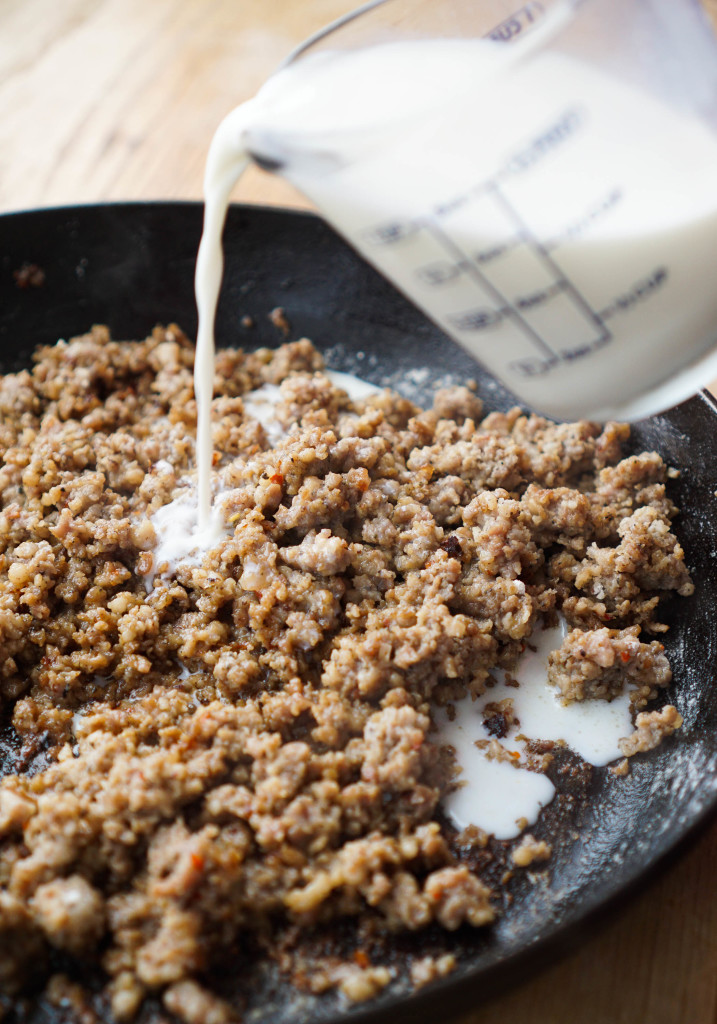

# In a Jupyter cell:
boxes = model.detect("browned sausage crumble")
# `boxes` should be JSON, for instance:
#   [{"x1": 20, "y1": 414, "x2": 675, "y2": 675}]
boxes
[{"x1": 0, "y1": 325, "x2": 693, "y2": 1022}]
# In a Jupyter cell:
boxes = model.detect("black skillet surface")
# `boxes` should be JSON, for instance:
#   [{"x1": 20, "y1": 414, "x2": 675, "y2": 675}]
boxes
[{"x1": 2, "y1": 202, "x2": 717, "y2": 1024}]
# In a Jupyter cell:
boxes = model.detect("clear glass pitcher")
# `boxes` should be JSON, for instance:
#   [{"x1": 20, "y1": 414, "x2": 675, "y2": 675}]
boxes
[{"x1": 231, "y1": 0, "x2": 717, "y2": 421}]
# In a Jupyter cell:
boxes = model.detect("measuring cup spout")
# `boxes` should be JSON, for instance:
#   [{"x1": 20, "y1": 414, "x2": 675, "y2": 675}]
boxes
[{"x1": 249, "y1": 151, "x2": 285, "y2": 172}]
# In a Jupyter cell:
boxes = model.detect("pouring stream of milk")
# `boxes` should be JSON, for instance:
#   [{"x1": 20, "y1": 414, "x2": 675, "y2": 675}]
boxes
[{"x1": 194, "y1": 109, "x2": 253, "y2": 529}]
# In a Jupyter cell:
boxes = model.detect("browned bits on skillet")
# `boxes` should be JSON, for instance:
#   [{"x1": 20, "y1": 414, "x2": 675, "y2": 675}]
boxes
[
  {"x1": 483, "y1": 698, "x2": 517, "y2": 739},
  {"x1": 13, "y1": 263, "x2": 46, "y2": 289},
  {"x1": 268, "y1": 306, "x2": 291, "y2": 338},
  {"x1": 439, "y1": 534, "x2": 463, "y2": 560},
  {"x1": 0, "y1": 326, "x2": 692, "y2": 1019}
]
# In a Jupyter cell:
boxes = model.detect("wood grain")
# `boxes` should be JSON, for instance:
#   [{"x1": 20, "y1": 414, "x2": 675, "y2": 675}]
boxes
[{"x1": 1, "y1": 2, "x2": 717, "y2": 1022}]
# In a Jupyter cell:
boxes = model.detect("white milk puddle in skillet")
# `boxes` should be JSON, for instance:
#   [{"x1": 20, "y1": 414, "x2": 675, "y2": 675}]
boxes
[{"x1": 435, "y1": 620, "x2": 634, "y2": 839}]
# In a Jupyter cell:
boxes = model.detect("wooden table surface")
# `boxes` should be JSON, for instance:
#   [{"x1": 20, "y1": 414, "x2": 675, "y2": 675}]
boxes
[{"x1": 2, "y1": 2, "x2": 717, "y2": 1022}]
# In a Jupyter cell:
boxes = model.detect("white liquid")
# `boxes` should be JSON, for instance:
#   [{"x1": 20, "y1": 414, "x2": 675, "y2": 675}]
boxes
[
  {"x1": 241, "y1": 373, "x2": 381, "y2": 447},
  {"x1": 146, "y1": 491, "x2": 227, "y2": 583},
  {"x1": 435, "y1": 622, "x2": 634, "y2": 839},
  {"x1": 235, "y1": 40, "x2": 717, "y2": 422},
  {"x1": 194, "y1": 113, "x2": 252, "y2": 529},
  {"x1": 148, "y1": 376, "x2": 378, "y2": 578},
  {"x1": 325, "y1": 369, "x2": 382, "y2": 402},
  {"x1": 241, "y1": 383, "x2": 286, "y2": 445}
]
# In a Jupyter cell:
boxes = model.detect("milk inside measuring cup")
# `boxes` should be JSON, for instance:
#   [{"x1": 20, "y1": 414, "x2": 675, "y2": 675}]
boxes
[{"x1": 226, "y1": 36, "x2": 717, "y2": 423}]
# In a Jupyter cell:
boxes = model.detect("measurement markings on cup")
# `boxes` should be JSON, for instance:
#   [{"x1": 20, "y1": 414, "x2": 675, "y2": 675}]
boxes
[
  {"x1": 361, "y1": 167, "x2": 613, "y2": 378},
  {"x1": 420, "y1": 217, "x2": 562, "y2": 364},
  {"x1": 485, "y1": 180, "x2": 611, "y2": 350}
]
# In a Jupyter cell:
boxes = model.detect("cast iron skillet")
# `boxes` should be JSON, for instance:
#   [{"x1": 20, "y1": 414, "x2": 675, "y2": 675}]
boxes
[{"x1": 2, "y1": 203, "x2": 717, "y2": 1024}]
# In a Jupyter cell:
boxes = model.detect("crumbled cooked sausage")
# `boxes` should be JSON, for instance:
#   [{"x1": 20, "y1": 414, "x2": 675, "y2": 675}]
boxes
[
  {"x1": 547, "y1": 626, "x2": 671, "y2": 704},
  {"x1": 32, "y1": 876, "x2": 104, "y2": 953},
  {"x1": 409, "y1": 953, "x2": 457, "y2": 988},
  {"x1": 0, "y1": 327, "x2": 691, "y2": 1015},
  {"x1": 337, "y1": 965, "x2": 393, "y2": 1002},
  {"x1": 619, "y1": 705, "x2": 683, "y2": 756},
  {"x1": 163, "y1": 979, "x2": 239, "y2": 1024},
  {"x1": 511, "y1": 833, "x2": 552, "y2": 867}
]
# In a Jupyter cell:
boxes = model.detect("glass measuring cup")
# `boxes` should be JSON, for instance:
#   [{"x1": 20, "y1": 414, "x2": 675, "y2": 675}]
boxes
[{"x1": 239, "y1": 0, "x2": 717, "y2": 422}]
